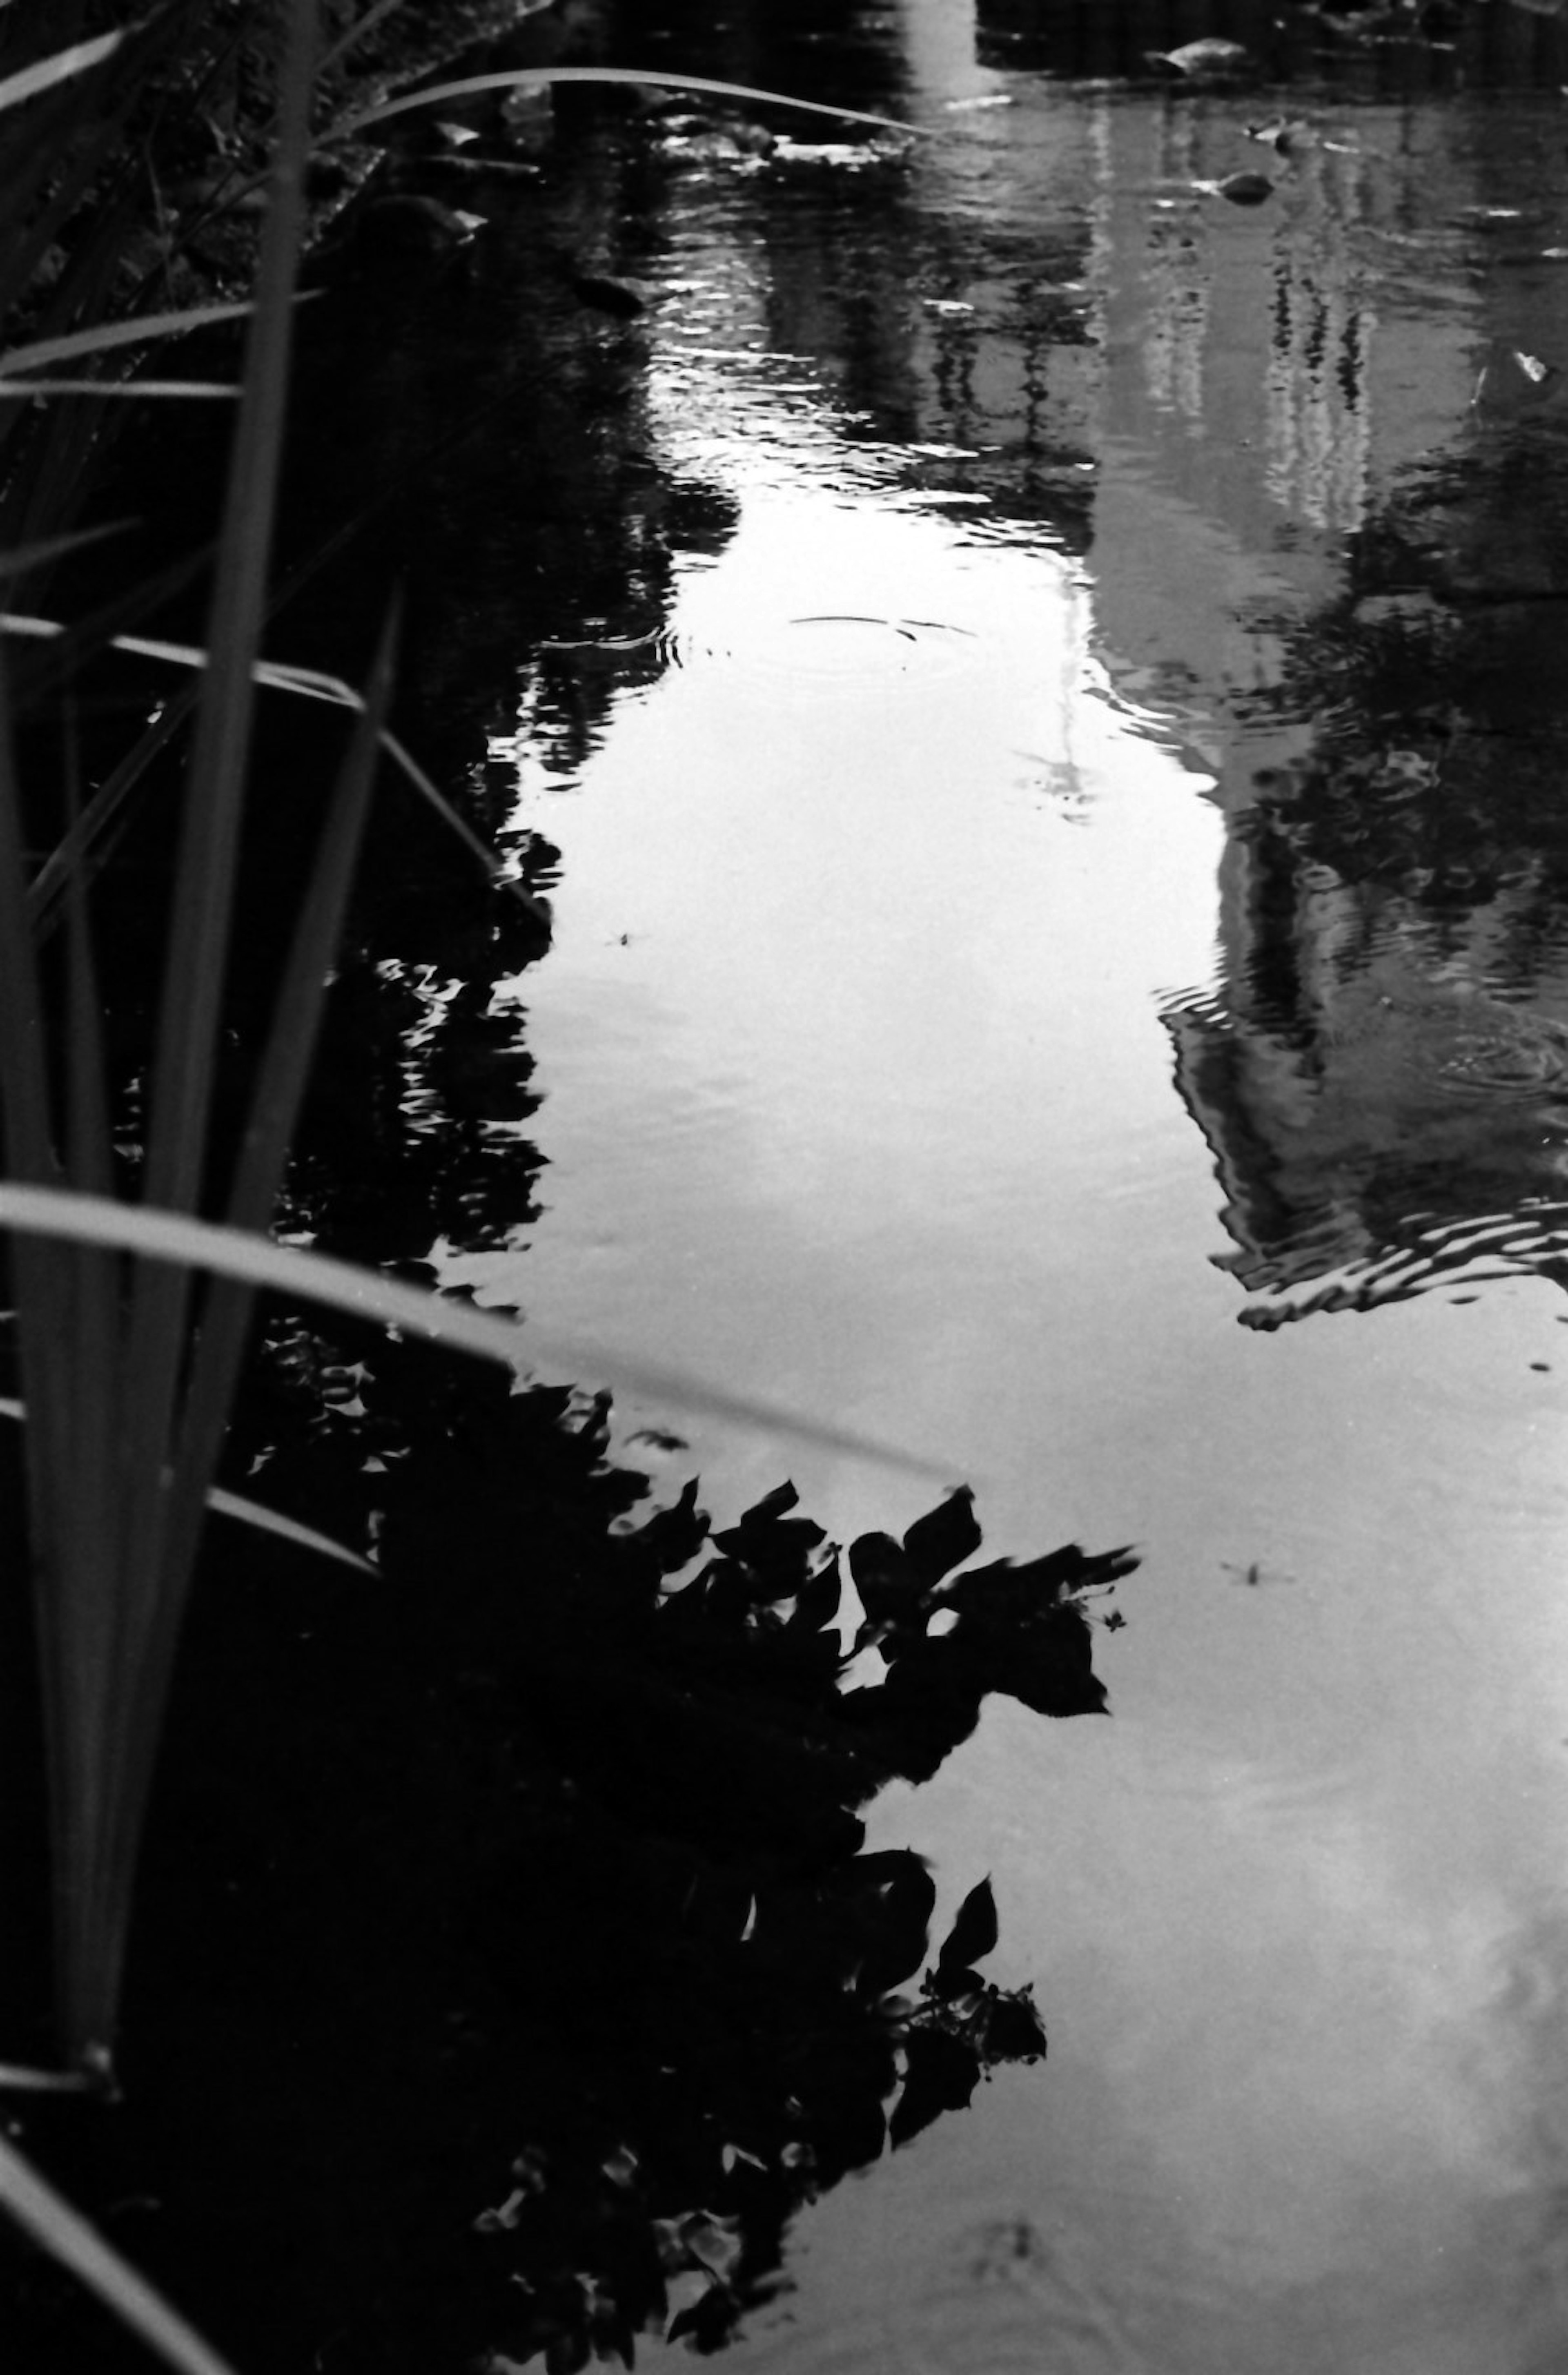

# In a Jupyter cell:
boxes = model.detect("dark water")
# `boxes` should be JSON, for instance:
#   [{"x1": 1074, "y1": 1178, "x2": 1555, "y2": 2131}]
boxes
[{"x1": 12, "y1": 2, "x2": 1568, "y2": 2371}]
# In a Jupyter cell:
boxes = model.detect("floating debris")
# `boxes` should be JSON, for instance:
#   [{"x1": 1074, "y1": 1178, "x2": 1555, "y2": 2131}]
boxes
[
  {"x1": 569, "y1": 270, "x2": 648, "y2": 318},
  {"x1": 1247, "y1": 115, "x2": 1316, "y2": 154},
  {"x1": 1195, "y1": 171, "x2": 1275, "y2": 205},
  {"x1": 1146, "y1": 38, "x2": 1252, "y2": 80}
]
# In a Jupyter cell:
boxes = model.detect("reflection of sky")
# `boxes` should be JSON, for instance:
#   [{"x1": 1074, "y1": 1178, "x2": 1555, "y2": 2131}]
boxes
[
  {"x1": 463, "y1": 6, "x2": 1568, "y2": 2362},
  {"x1": 474, "y1": 484, "x2": 1225, "y2": 1532}
]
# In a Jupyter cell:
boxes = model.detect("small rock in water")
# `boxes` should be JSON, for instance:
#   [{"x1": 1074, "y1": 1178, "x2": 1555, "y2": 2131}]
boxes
[
  {"x1": 1213, "y1": 171, "x2": 1275, "y2": 205},
  {"x1": 1472, "y1": 342, "x2": 1566, "y2": 419},
  {"x1": 568, "y1": 271, "x2": 649, "y2": 318},
  {"x1": 306, "y1": 194, "x2": 479, "y2": 288},
  {"x1": 1247, "y1": 115, "x2": 1315, "y2": 154}
]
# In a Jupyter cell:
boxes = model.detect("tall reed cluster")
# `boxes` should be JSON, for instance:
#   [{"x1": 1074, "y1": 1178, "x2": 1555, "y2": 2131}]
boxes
[{"x1": 0, "y1": 5, "x2": 532, "y2": 2358}]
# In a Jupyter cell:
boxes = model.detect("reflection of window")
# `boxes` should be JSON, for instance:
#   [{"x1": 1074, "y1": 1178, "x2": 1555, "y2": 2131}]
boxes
[
  {"x1": 1265, "y1": 253, "x2": 1371, "y2": 532},
  {"x1": 1143, "y1": 219, "x2": 1209, "y2": 423}
]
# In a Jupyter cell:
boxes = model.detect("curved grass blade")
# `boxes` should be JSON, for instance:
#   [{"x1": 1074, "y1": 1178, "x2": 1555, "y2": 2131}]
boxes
[
  {"x1": 0, "y1": 522, "x2": 134, "y2": 582},
  {"x1": 0, "y1": 2064, "x2": 96, "y2": 2094},
  {"x1": 0, "y1": 2130, "x2": 243, "y2": 2375},
  {"x1": 0, "y1": 1185, "x2": 948, "y2": 1475},
  {"x1": 149, "y1": 602, "x2": 404, "y2": 1672},
  {"x1": 80, "y1": 0, "x2": 323, "y2": 2073},
  {"x1": 0, "y1": 34, "x2": 123, "y2": 120},
  {"x1": 0, "y1": 379, "x2": 239, "y2": 399},
  {"x1": 0, "y1": 1401, "x2": 376, "y2": 1577},
  {"x1": 0, "y1": 302, "x2": 263, "y2": 380},
  {"x1": 1, "y1": 617, "x2": 548, "y2": 927},
  {"x1": 337, "y1": 66, "x2": 921, "y2": 140},
  {"x1": 203, "y1": 1489, "x2": 375, "y2": 1576}
]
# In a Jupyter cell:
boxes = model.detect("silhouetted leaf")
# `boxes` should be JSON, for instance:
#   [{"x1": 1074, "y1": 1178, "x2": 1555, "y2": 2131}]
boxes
[
  {"x1": 936, "y1": 1876, "x2": 998, "y2": 1988},
  {"x1": 849, "y1": 1850, "x2": 936, "y2": 1996},
  {"x1": 806, "y1": 2079, "x2": 887, "y2": 2184},
  {"x1": 982, "y1": 1991, "x2": 1047, "y2": 2063},
  {"x1": 889, "y1": 2027, "x2": 980, "y2": 2147},
  {"x1": 848, "y1": 1529, "x2": 923, "y2": 1629},
  {"x1": 713, "y1": 1481, "x2": 826, "y2": 1601},
  {"x1": 644, "y1": 1477, "x2": 710, "y2": 1566},
  {"x1": 739, "y1": 1481, "x2": 800, "y2": 1528},
  {"x1": 901, "y1": 1485, "x2": 981, "y2": 1589},
  {"x1": 666, "y1": 2284, "x2": 736, "y2": 2350},
  {"x1": 786, "y1": 1549, "x2": 842, "y2": 1634}
]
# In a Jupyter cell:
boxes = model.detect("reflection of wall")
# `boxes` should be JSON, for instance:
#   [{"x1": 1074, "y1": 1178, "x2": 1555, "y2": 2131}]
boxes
[
  {"x1": 1263, "y1": 257, "x2": 1372, "y2": 534},
  {"x1": 1070, "y1": 62, "x2": 1568, "y2": 1319},
  {"x1": 1165, "y1": 836, "x2": 1568, "y2": 1324}
]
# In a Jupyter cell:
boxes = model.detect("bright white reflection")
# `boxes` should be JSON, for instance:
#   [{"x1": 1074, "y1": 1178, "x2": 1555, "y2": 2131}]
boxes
[{"x1": 464, "y1": 482, "x2": 1224, "y2": 1534}]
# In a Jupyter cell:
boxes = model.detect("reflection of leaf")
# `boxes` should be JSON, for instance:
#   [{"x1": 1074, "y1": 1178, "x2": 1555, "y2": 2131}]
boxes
[
  {"x1": 712, "y1": 1480, "x2": 827, "y2": 1601},
  {"x1": 625, "y1": 1475, "x2": 706, "y2": 1570},
  {"x1": 935, "y1": 1876, "x2": 998, "y2": 1994},
  {"x1": 889, "y1": 2028, "x2": 980, "y2": 2148},
  {"x1": 983, "y1": 1991, "x2": 1047, "y2": 2063},
  {"x1": 848, "y1": 1528, "x2": 918, "y2": 1629},
  {"x1": 787, "y1": 1549, "x2": 842, "y2": 1635},
  {"x1": 901, "y1": 1485, "x2": 981, "y2": 1588},
  {"x1": 666, "y1": 2284, "x2": 736, "y2": 2350},
  {"x1": 851, "y1": 1850, "x2": 936, "y2": 1996}
]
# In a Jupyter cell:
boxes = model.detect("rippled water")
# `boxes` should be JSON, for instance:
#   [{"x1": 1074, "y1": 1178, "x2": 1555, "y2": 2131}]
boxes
[{"x1": 451, "y1": 4, "x2": 1568, "y2": 2366}]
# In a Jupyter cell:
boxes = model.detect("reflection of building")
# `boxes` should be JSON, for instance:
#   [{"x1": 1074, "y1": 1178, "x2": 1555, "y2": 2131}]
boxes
[
  {"x1": 1165, "y1": 974, "x2": 1568, "y2": 1329},
  {"x1": 1263, "y1": 247, "x2": 1372, "y2": 534},
  {"x1": 1059, "y1": 38, "x2": 1568, "y2": 1320}
]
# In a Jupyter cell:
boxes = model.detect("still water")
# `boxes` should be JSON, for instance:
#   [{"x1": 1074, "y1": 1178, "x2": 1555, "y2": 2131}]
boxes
[{"x1": 449, "y1": 5, "x2": 1568, "y2": 2366}]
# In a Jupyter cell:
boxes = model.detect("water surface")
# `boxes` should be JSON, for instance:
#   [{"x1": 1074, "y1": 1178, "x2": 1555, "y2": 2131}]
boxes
[{"x1": 451, "y1": 7, "x2": 1568, "y2": 2365}]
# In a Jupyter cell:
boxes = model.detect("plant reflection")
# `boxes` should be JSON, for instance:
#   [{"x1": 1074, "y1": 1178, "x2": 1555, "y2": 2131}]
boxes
[{"x1": 26, "y1": 1358, "x2": 1135, "y2": 2375}]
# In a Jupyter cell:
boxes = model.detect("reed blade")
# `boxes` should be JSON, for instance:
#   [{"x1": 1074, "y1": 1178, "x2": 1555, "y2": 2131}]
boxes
[
  {"x1": 337, "y1": 65, "x2": 919, "y2": 139},
  {"x1": 70, "y1": 0, "x2": 319, "y2": 2064},
  {"x1": 0, "y1": 2130, "x2": 243, "y2": 2375},
  {"x1": 0, "y1": 1186, "x2": 949, "y2": 1478},
  {"x1": 0, "y1": 34, "x2": 124, "y2": 120},
  {"x1": 135, "y1": 603, "x2": 401, "y2": 1854}
]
